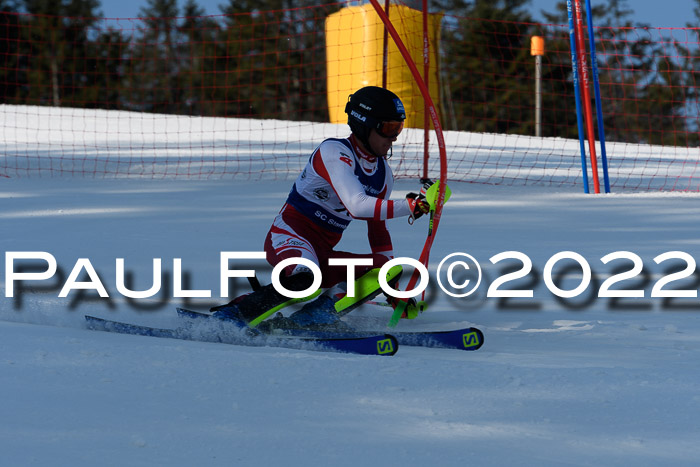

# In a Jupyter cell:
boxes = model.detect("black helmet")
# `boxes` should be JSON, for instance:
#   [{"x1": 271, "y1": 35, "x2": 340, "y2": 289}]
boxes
[{"x1": 344, "y1": 86, "x2": 406, "y2": 155}]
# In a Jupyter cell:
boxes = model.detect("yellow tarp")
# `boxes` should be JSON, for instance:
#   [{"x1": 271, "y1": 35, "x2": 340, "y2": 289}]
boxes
[{"x1": 326, "y1": 4, "x2": 443, "y2": 129}]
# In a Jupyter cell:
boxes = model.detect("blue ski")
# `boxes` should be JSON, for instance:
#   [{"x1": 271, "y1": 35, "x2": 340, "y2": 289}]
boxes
[
  {"x1": 176, "y1": 308, "x2": 484, "y2": 351},
  {"x1": 272, "y1": 326, "x2": 484, "y2": 351},
  {"x1": 84, "y1": 315, "x2": 398, "y2": 356},
  {"x1": 392, "y1": 328, "x2": 483, "y2": 351}
]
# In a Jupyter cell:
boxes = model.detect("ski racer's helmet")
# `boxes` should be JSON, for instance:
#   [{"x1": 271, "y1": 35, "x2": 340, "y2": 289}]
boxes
[{"x1": 344, "y1": 86, "x2": 406, "y2": 156}]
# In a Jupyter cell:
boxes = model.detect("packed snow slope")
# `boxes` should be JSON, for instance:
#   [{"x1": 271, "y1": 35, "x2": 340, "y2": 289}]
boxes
[{"x1": 2, "y1": 176, "x2": 700, "y2": 466}]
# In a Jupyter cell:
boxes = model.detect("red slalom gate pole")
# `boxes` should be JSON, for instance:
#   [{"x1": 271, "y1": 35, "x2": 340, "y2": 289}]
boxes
[
  {"x1": 368, "y1": 0, "x2": 448, "y2": 327},
  {"x1": 573, "y1": 0, "x2": 601, "y2": 193}
]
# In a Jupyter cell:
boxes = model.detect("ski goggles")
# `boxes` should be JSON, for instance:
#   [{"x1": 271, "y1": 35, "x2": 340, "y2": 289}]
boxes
[{"x1": 376, "y1": 120, "x2": 404, "y2": 139}]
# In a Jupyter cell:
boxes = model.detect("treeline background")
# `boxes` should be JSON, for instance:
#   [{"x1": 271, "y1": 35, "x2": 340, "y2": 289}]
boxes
[{"x1": 2, "y1": 0, "x2": 700, "y2": 146}]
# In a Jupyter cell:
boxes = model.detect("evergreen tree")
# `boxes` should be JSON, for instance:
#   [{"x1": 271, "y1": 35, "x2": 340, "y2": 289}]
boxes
[
  {"x1": 683, "y1": 0, "x2": 700, "y2": 143},
  {"x1": 0, "y1": 0, "x2": 21, "y2": 103},
  {"x1": 85, "y1": 27, "x2": 130, "y2": 110},
  {"x1": 20, "y1": 0, "x2": 103, "y2": 107},
  {"x1": 128, "y1": 0, "x2": 182, "y2": 113},
  {"x1": 216, "y1": 0, "x2": 341, "y2": 121},
  {"x1": 441, "y1": 0, "x2": 541, "y2": 134},
  {"x1": 5, "y1": 0, "x2": 696, "y2": 147},
  {"x1": 541, "y1": 0, "x2": 695, "y2": 145},
  {"x1": 179, "y1": 0, "x2": 220, "y2": 116}
]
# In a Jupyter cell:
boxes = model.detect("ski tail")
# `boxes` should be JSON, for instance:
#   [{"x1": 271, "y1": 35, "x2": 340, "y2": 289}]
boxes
[
  {"x1": 86, "y1": 315, "x2": 184, "y2": 339},
  {"x1": 86, "y1": 314, "x2": 397, "y2": 356}
]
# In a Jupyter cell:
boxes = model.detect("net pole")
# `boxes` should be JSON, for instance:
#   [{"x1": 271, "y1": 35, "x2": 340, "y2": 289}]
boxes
[{"x1": 531, "y1": 36, "x2": 545, "y2": 137}]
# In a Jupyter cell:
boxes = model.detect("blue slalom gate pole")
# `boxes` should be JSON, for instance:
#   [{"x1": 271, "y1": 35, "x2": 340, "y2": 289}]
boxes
[
  {"x1": 567, "y1": 0, "x2": 590, "y2": 193},
  {"x1": 584, "y1": 0, "x2": 610, "y2": 193}
]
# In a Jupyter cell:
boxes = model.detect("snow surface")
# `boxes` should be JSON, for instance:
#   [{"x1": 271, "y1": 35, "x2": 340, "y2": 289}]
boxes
[{"x1": 3, "y1": 116, "x2": 700, "y2": 465}]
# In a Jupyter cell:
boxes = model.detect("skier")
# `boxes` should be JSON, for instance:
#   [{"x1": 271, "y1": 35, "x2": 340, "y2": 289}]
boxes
[{"x1": 213, "y1": 86, "x2": 432, "y2": 330}]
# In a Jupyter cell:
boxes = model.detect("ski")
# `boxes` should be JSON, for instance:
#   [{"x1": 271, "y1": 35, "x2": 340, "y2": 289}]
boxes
[
  {"x1": 84, "y1": 315, "x2": 398, "y2": 357},
  {"x1": 272, "y1": 326, "x2": 484, "y2": 351},
  {"x1": 392, "y1": 327, "x2": 483, "y2": 351},
  {"x1": 176, "y1": 308, "x2": 484, "y2": 351}
]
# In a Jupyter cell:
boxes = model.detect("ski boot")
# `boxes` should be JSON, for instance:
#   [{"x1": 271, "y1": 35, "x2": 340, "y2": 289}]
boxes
[
  {"x1": 259, "y1": 285, "x2": 351, "y2": 332},
  {"x1": 259, "y1": 264, "x2": 404, "y2": 333},
  {"x1": 210, "y1": 271, "x2": 320, "y2": 327}
]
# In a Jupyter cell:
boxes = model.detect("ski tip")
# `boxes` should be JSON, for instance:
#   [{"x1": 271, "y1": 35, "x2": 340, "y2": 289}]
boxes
[
  {"x1": 461, "y1": 327, "x2": 484, "y2": 350},
  {"x1": 377, "y1": 334, "x2": 399, "y2": 356}
]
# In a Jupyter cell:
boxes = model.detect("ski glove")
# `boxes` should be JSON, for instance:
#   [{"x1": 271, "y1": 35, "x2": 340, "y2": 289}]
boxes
[{"x1": 406, "y1": 192, "x2": 431, "y2": 220}]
